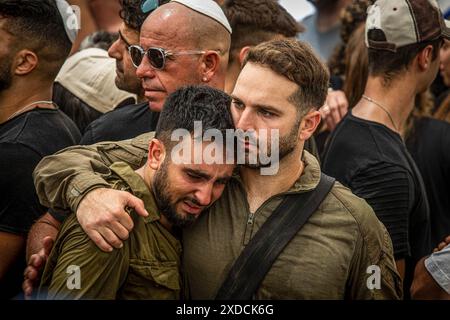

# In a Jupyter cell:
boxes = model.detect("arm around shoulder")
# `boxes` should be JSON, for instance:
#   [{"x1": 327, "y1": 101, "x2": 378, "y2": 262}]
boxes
[{"x1": 33, "y1": 137, "x2": 148, "y2": 216}]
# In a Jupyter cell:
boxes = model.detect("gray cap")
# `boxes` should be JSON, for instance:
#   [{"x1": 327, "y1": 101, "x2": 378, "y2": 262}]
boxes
[
  {"x1": 366, "y1": 0, "x2": 450, "y2": 52},
  {"x1": 170, "y1": 0, "x2": 232, "y2": 34}
]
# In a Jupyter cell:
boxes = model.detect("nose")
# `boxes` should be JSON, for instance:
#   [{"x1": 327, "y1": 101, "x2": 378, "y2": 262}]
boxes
[
  {"x1": 108, "y1": 39, "x2": 121, "y2": 60},
  {"x1": 194, "y1": 183, "x2": 213, "y2": 207},
  {"x1": 136, "y1": 54, "x2": 156, "y2": 79},
  {"x1": 236, "y1": 108, "x2": 255, "y2": 132}
]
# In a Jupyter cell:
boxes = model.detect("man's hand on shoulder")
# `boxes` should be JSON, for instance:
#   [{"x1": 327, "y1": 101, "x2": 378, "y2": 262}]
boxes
[{"x1": 76, "y1": 188, "x2": 149, "y2": 252}]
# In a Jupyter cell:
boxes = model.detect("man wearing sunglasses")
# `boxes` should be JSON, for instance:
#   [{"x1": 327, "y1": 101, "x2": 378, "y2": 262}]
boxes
[
  {"x1": 78, "y1": 0, "x2": 230, "y2": 146},
  {"x1": 23, "y1": 0, "x2": 231, "y2": 297},
  {"x1": 79, "y1": 0, "x2": 171, "y2": 145}
]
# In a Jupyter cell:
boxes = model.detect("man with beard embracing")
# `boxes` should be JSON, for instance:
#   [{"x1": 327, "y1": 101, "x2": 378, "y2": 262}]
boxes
[
  {"x1": 37, "y1": 86, "x2": 235, "y2": 299},
  {"x1": 34, "y1": 39, "x2": 402, "y2": 299}
]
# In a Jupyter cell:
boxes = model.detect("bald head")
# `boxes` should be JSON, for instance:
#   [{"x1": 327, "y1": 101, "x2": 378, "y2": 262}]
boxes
[
  {"x1": 135, "y1": 1, "x2": 231, "y2": 110},
  {"x1": 142, "y1": 2, "x2": 230, "y2": 65}
]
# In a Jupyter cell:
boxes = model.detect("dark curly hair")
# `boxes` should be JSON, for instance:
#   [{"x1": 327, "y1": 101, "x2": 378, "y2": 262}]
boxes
[{"x1": 119, "y1": 0, "x2": 170, "y2": 31}]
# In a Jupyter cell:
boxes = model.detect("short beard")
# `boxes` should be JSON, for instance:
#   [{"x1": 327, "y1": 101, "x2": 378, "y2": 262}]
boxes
[
  {"x1": 243, "y1": 118, "x2": 300, "y2": 169},
  {"x1": 114, "y1": 72, "x2": 143, "y2": 96},
  {"x1": 152, "y1": 160, "x2": 196, "y2": 228}
]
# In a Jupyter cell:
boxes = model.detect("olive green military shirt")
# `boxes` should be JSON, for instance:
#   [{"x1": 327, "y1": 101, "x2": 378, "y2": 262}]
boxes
[
  {"x1": 182, "y1": 152, "x2": 403, "y2": 299},
  {"x1": 38, "y1": 162, "x2": 182, "y2": 300},
  {"x1": 33, "y1": 133, "x2": 401, "y2": 299},
  {"x1": 32, "y1": 133, "x2": 318, "y2": 218}
]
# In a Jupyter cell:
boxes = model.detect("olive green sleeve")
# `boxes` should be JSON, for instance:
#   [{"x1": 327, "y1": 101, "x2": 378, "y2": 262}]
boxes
[
  {"x1": 39, "y1": 215, "x2": 130, "y2": 300},
  {"x1": 348, "y1": 219, "x2": 403, "y2": 300},
  {"x1": 32, "y1": 133, "x2": 153, "y2": 217}
]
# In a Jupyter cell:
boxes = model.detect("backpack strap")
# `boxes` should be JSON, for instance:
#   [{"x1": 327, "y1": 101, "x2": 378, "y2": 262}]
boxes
[{"x1": 215, "y1": 173, "x2": 335, "y2": 300}]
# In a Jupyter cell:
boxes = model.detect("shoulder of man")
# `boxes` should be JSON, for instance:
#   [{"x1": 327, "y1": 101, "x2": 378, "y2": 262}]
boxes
[
  {"x1": 323, "y1": 182, "x2": 403, "y2": 299},
  {"x1": 88, "y1": 132, "x2": 155, "y2": 169},
  {"x1": 128, "y1": 132, "x2": 155, "y2": 150},
  {"x1": 323, "y1": 182, "x2": 392, "y2": 260}
]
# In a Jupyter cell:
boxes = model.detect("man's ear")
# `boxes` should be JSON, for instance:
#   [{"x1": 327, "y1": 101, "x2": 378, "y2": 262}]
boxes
[
  {"x1": 147, "y1": 139, "x2": 166, "y2": 170},
  {"x1": 201, "y1": 51, "x2": 221, "y2": 83},
  {"x1": 238, "y1": 46, "x2": 251, "y2": 66},
  {"x1": 299, "y1": 110, "x2": 322, "y2": 141},
  {"x1": 417, "y1": 45, "x2": 435, "y2": 71},
  {"x1": 13, "y1": 50, "x2": 39, "y2": 76}
]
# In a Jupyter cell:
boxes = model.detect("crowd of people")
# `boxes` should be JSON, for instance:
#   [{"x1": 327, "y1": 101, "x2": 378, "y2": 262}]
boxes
[{"x1": 1, "y1": 0, "x2": 450, "y2": 300}]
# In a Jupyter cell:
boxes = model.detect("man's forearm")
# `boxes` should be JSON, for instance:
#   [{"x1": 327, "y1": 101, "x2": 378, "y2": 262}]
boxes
[
  {"x1": 26, "y1": 213, "x2": 61, "y2": 261},
  {"x1": 33, "y1": 135, "x2": 151, "y2": 215}
]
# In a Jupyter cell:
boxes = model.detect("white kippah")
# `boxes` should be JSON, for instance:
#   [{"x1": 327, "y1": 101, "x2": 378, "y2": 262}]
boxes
[
  {"x1": 170, "y1": 0, "x2": 232, "y2": 34},
  {"x1": 55, "y1": 0, "x2": 79, "y2": 44}
]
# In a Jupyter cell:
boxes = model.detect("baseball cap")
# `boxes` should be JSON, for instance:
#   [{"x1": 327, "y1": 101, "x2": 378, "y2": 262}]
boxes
[
  {"x1": 170, "y1": 0, "x2": 232, "y2": 34},
  {"x1": 366, "y1": 0, "x2": 450, "y2": 52},
  {"x1": 55, "y1": 48, "x2": 137, "y2": 114}
]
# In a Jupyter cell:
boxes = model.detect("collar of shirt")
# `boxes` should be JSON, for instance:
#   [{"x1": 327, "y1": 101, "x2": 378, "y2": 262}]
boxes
[
  {"x1": 109, "y1": 161, "x2": 160, "y2": 223},
  {"x1": 232, "y1": 150, "x2": 321, "y2": 195}
]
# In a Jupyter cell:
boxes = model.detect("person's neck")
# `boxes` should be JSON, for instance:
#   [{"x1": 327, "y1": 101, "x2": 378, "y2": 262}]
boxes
[
  {"x1": 0, "y1": 83, "x2": 53, "y2": 124},
  {"x1": 352, "y1": 75, "x2": 417, "y2": 136},
  {"x1": 239, "y1": 146, "x2": 304, "y2": 213},
  {"x1": 224, "y1": 60, "x2": 240, "y2": 94},
  {"x1": 137, "y1": 166, "x2": 174, "y2": 233},
  {"x1": 208, "y1": 73, "x2": 226, "y2": 92}
]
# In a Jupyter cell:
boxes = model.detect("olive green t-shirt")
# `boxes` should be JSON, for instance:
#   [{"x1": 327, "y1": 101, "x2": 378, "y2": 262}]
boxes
[{"x1": 38, "y1": 162, "x2": 182, "y2": 300}]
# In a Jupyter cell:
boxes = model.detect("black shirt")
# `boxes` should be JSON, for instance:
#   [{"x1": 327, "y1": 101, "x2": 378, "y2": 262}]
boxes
[
  {"x1": 321, "y1": 112, "x2": 431, "y2": 295},
  {"x1": 406, "y1": 117, "x2": 450, "y2": 247},
  {"x1": 0, "y1": 108, "x2": 80, "y2": 299},
  {"x1": 80, "y1": 102, "x2": 159, "y2": 144}
]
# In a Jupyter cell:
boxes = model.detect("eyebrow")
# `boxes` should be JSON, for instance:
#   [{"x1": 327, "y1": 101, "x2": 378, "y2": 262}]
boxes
[
  {"x1": 184, "y1": 168, "x2": 212, "y2": 180},
  {"x1": 231, "y1": 95, "x2": 243, "y2": 104},
  {"x1": 231, "y1": 95, "x2": 280, "y2": 114},
  {"x1": 184, "y1": 168, "x2": 232, "y2": 183}
]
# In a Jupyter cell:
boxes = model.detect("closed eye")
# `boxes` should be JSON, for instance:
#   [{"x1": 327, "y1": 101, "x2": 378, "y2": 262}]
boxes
[
  {"x1": 186, "y1": 172, "x2": 203, "y2": 181},
  {"x1": 232, "y1": 99, "x2": 245, "y2": 110}
]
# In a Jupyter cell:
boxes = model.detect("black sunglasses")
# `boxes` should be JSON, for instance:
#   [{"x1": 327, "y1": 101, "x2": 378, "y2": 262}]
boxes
[{"x1": 128, "y1": 45, "x2": 206, "y2": 70}]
